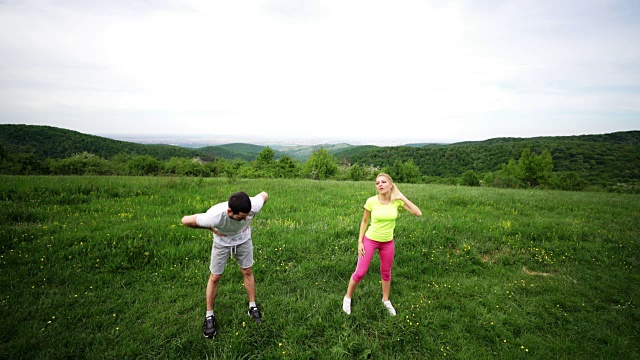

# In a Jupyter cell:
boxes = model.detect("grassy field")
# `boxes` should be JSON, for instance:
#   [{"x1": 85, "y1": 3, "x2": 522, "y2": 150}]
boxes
[{"x1": 1, "y1": 176, "x2": 638, "y2": 359}]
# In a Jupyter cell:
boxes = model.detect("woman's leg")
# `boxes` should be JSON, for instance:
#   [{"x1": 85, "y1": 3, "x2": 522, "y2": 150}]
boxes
[
  {"x1": 378, "y1": 240, "x2": 395, "y2": 301},
  {"x1": 348, "y1": 237, "x2": 377, "y2": 292},
  {"x1": 344, "y1": 237, "x2": 378, "y2": 314}
]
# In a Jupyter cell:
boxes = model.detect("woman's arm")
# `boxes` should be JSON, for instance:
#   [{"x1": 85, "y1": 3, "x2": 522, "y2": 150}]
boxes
[
  {"x1": 394, "y1": 190, "x2": 422, "y2": 216},
  {"x1": 358, "y1": 209, "x2": 370, "y2": 257},
  {"x1": 402, "y1": 197, "x2": 422, "y2": 216}
]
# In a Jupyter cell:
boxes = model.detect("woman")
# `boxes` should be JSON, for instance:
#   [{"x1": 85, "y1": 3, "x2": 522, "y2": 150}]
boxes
[{"x1": 343, "y1": 173, "x2": 422, "y2": 316}]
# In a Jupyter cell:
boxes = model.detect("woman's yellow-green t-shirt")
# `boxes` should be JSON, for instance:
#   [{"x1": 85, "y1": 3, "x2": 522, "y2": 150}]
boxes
[{"x1": 364, "y1": 196, "x2": 404, "y2": 242}]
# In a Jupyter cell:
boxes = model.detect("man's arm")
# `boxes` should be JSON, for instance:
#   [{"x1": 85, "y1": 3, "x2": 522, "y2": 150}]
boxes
[
  {"x1": 182, "y1": 214, "x2": 202, "y2": 228},
  {"x1": 181, "y1": 214, "x2": 225, "y2": 236},
  {"x1": 257, "y1": 191, "x2": 268, "y2": 204}
]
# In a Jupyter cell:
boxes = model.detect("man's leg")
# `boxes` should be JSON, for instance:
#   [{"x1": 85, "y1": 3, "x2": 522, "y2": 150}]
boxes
[
  {"x1": 241, "y1": 266, "x2": 262, "y2": 323},
  {"x1": 234, "y1": 239, "x2": 261, "y2": 322},
  {"x1": 204, "y1": 241, "x2": 229, "y2": 338},
  {"x1": 240, "y1": 267, "x2": 256, "y2": 303},
  {"x1": 206, "y1": 273, "x2": 222, "y2": 311},
  {"x1": 203, "y1": 273, "x2": 221, "y2": 338},
  {"x1": 234, "y1": 240, "x2": 256, "y2": 303},
  {"x1": 208, "y1": 241, "x2": 230, "y2": 311}
]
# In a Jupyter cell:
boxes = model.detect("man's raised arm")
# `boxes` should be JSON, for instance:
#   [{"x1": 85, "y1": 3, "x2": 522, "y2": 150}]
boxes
[{"x1": 257, "y1": 192, "x2": 268, "y2": 204}]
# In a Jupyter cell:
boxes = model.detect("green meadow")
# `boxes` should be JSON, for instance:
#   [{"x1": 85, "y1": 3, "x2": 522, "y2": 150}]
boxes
[{"x1": 1, "y1": 176, "x2": 638, "y2": 359}]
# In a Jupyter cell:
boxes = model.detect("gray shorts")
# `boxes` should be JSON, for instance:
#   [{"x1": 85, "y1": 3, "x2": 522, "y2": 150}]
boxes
[{"x1": 209, "y1": 239, "x2": 254, "y2": 275}]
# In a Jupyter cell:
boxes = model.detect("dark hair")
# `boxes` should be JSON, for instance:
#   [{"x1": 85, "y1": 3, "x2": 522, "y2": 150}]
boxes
[{"x1": 228, "y1": 192, "x2": 251, "y2": 214}]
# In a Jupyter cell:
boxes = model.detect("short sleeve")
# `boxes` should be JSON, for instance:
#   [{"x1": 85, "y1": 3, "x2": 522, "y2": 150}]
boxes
[
  {"x1": 364, "y1": 197, "x2": 374, "y2": 211},
  {"x1": 251, "y1": 195, "x2": 265, "y2": 214},
  {"x1": 195, "y1": 202, "x2": 227, "y2": 228}
]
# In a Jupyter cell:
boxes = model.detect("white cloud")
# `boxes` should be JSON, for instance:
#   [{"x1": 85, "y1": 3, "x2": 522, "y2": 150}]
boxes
[{"x1": 1, "y1": 0, "x2": 639, "y2": 144}]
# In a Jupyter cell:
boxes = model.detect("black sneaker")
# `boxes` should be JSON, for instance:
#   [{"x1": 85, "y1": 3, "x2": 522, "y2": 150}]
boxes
[
  {"x1": 248, "y1": 306, "x2": 262, "y2": 323},
  {"x1": 203, "y1": 315, "x2": 217, "y2": 338}
]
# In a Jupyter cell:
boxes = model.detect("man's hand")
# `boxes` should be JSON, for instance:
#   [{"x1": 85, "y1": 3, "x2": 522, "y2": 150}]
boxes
[{"x1": 210, "y1": 228, "x2": 226, "y2": 237}]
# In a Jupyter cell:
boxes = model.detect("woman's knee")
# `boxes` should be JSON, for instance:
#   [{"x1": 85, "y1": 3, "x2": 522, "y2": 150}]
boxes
[
  {"x1": 380, "y1": 271, "x2": 392, "y2": 281},
  {"x1": 351, "y1": 272, "x2": 364, "y2": 283}
]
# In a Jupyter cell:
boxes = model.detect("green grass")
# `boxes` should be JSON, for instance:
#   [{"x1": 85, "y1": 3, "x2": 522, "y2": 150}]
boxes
[{"x1": 1, "y1": 176, "x2": 639, "y2": 359}]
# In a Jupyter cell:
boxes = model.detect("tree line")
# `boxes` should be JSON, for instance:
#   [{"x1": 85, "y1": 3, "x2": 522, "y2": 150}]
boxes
[
  {"x1": 2, "y1": 143, "x2": 635, "y2": 193},
  {"x1": 1, "y1": 125, "x2": 639, "y2": 193},
  {"x1": 333, "y1": 132, "x2": 640, "y2": 193}
]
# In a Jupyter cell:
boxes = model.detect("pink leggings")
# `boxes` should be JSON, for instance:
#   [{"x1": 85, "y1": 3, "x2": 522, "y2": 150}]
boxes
[{"x1": 351, "y1": 236, "x2": 395, "y2": 282}]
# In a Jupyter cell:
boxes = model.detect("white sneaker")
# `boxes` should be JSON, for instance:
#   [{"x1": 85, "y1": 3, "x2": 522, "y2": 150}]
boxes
[
  {"x1": 383, "y1": 300, "x2": 396, "y2": 316},
  {"x1": 342, "y1": 297, "x2": 351, "y2": 315}
]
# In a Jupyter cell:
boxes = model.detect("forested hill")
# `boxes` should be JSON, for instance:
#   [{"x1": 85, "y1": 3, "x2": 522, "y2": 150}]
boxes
[
  {"x1": 210, "y1": 143, "x2": 287, "y2": 161},
  {"x1": 2, "y1": 125, "x2": 639, "y2": 188},
  {"x1": 334, "y1": 131, "x2": 640, "y2": 184},
  {"x1": 0, "y1": 124, "x2": 199, "y2": 160},
  {"x1": 271, "y1": 143, "x2": 356, "y2": 160},
  {"x1": 197, "y1": 144, "x2": 263, "y2": 162},
  {"x1": 0, "y1": 125, "x2": 286, "y2": 162}
]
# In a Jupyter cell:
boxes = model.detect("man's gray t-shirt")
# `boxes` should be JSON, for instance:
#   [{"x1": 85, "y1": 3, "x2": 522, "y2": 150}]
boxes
[{"x1": 195, "y1": 195, "x2": 265, "y2": 246}]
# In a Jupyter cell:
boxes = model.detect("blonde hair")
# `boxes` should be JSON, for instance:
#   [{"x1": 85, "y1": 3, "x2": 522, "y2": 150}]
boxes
[{"x1": 376, "y1": 173, "x2": 401, "y2": 199}]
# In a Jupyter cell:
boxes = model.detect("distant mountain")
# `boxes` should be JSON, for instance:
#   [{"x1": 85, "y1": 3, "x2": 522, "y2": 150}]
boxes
[
  {"x1": 0, "y1": 125, "x2": 345, "y2": 163},
  {"x1": 271, "y1": 143, "x2": 355, "y2": 161},
  {"x1": 195, "y1": 145, "x2": 256, "y2": 162},
  {"x1": 403, "y1": 143, "x2": 449, "y2": 147},
  {"x1": 330, "y1": 145, "x2": 380, "y2": 160},
  {"x1": 0, "y1": 124, "x2": 199, "y2": 160},
  {"x1": 450, "y1": 131, "x2": 640, "y2": 146},
  {"x1": 215, "y1": 143, "x2": 287, "y2": 160}
]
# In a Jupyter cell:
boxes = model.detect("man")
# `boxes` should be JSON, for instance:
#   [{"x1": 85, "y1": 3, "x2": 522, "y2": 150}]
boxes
[{"x1": 182, "y1": 191, "x2": 269, "y2": 338}]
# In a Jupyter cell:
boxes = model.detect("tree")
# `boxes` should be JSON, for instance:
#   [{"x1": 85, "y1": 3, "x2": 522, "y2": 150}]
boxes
[
  {"x1": 386, "y1": 160, "x2": 405, "y2": 182},
  {"x1": 164, "y1": 157, "x2": 205, "y2": 177},
  {"x1": 253, "y1": 147, "x2": 277, "y2": 177},
  {"x1": 8, "y1": 153, "x2": 44, "y2": 175},
  {"x1": 225, "y1": 159, "x2": 246, "y2": 181},
  {"x1": 0, "y1": 143, "x2": 7, "y2": 162},
  {"x1": 550, "y1": 172, "x2": 588, "y2": 191},
  {"x1": 305, "y1": 148, "x2": 338, "y2": 180},
  {"x1": 275, "y1": 155, "x2": 300, "y2": 178},
  {"x1": 461, "y1": 170, "x2": 480, "y2": 187},
  {"x1": 518, "y1": 148, "x2": 553, "y2": 188},
  {"x1": 204, "y1": 159, "x2": 230, "y2": 178},
  {"x1": 128, "y1": 155, "x2": 161, "y2": 176},
  {"x1": 401, "y1": 159, "x2": 421, "y2": 183},
  {"x1": 48, "y1": 152, "x2": 112, "y2": 175},
  {"x1": 384, "y1": 159, "x2": 421, "y2": 183},
  {"x1": 349, "y1": 164, "x2": 364, "y2": 181},
  {"x1": 495, "y1": 159, "x2": 526, "y2": 188},
  {"x1": 255, "y1": 147, "x2": 275, "y2": 167}
]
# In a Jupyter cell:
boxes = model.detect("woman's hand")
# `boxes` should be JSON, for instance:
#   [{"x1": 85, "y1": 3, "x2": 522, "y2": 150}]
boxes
[
  {"x1": 393, "y1": 187, "x2": 406, "y2": 202},
  {"x1": 358, "y1": 241, "x2": 365, "y2": 257}
]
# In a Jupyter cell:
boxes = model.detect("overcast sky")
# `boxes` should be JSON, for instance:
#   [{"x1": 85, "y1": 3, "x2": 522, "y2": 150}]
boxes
[{"x1": 1, "y1": 0, "x2": 639, "y2": 145}]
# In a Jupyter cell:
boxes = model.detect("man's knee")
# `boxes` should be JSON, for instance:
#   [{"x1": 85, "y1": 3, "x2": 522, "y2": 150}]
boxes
[
  {"x1": 240, "y1": 267, "x2": 253, "y2": 277},
  {"x1": 209, "y1": 273, "x2": 222, "y2": 284}
]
